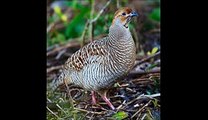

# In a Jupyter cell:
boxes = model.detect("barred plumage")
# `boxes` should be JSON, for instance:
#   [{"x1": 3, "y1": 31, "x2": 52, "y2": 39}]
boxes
[{"x1": 51, "y1": 7, "x2": 139, "y2": 110}]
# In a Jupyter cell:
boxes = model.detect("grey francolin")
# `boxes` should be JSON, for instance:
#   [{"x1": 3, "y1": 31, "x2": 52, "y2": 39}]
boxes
[{"x1": 51, "y1": 7, "x2": 139, "y2": 110}]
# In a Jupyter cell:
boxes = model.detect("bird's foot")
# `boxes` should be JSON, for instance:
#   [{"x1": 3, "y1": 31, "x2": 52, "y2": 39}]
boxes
[
  {"x1": 91, "y1": 91, "x2": 97, "y2": 105},
  {"x1": 101, "y1": 95, "x2": 115, "y2": 110}
]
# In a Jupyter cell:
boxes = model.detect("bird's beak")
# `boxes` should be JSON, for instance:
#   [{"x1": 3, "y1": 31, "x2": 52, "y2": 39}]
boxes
[{"x1": 130, "y1": 11, "x2": 139, "y2": 17}]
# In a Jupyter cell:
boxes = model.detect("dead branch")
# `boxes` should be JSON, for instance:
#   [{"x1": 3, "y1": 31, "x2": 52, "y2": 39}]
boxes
[
  {"x1": 80, "y1": 0, "x2": 112, "y2": 47},
  {"x1": 56, "y1": 103, "x2": 67, "y2": 114},
  {"x1": 134, "y1": 51, "x2": 160, "y2": 68},
  {"x1": 129, "y1": 67, "x2": 160, "y2": 76},
  {"x1": 144, "y1": 93, "x2": 160, "y2": 98},
  {"x1": 47, "y1": 41, "x2": 80, "y2": 56},
  {"x1": 116, "y1": 0, "x2": 120, "y2": 8},
  {"x1": 118, "y1": 93, "x2": 160, "y2": 111},
  {"x1": 55, "y1": 49, "x2": 66, "y2": 59},
  {"x1": 89, "y1": 0, "x2": 95, "y2": 42},
  {"x1": 132, "y1": 27, "x2": 140, "y2": 53},
  {"x1": 80, "y1": 21, "x2": 90, "y2": 47},
  {"x1": 47, "y1": 65, "x2": 63, "y2": 73},
  {"x1": 74, "y1": 108, "x2": 107, "y2": 115},
  {"x1": 131, "y1": 100, "x2": 152, "y2": 118},
  {"x1": 90, "y1": 0, "x2": 112, "y2": 23},
  {"x1": 131, "y1": 78, "x2": 151, "y2": 82},
  {"x1": 141, "y1": 113, "x2": 147, "y2": 120},
  {"x1": 136, "y1": 113, "x2": 142, "y2": 120},
  {"x1": 47, "y1": 15, "x2": 61, "y2": 33},
  {"x1": 47, "y1": 106, "x2": 60, "y2": 118},
  {"x1": 124, "y1": 93, "x2": 160, "y2": 106},
  {"x1": 48, "y1": 34, "x2": 107, "y2": 57},
  {"x1": 64, "y1": 78, "x2": 75, "y2": 110},
  {"x1": 47, "y1": 22, "x2": 55, "y2": 33}
]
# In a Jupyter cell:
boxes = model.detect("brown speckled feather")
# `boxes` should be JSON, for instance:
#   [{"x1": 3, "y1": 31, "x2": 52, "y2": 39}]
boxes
[{"x1": 64, "y1": 38, "x2": 108, "y2": 72}]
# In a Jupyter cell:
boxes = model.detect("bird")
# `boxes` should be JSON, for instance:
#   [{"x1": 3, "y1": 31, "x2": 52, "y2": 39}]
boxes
[{"x1": 50, "y1": 7, "x2": 139, "y2": 110}]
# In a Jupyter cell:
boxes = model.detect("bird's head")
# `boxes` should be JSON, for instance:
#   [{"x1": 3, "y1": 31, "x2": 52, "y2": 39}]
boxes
[{"x1": 112, "y1": 7, "x2": 139, "y2": 28}]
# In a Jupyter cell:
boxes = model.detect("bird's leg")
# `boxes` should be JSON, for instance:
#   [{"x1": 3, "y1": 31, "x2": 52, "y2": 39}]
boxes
[
  {"x1": 91, "y1": 91, "x2": 97, "y2": 105},
  {"x1": 99, "y1": 90, "x2": 115, "y2": 110}
]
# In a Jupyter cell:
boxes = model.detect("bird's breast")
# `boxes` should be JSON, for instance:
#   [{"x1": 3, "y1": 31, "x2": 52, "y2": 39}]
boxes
[{"x1": 69, "y1": 36, "x2": 136, "y2": 91}]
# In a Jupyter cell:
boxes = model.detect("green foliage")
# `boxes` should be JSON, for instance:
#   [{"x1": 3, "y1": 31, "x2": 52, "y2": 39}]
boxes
[
  {"x1": 153, "y1": 78, "x2": 160, "y2": 92},
  {"x1": 149, "y1": 8, "x2": 160, "y2": 22},
  {"x1": 65, "y1": 3, "x2": 90, "y2": 38},
  {"x1": 47, "y1": 1, "x2": 114, "y2": 46},
  {"x1": 47, "y1": 32, "x2": 66, "y2": 47},
  {"x1": 142, "y1": 6, "x2": 160, "y2": 33},
  {"x1": 147, "y1": 47, "x2": 158, "y2": 55},
  {"x1": 146, "y1": 63, "x2": 158, "y2": 71},
  {"x1": 47, "y1": 1, "x2": 91, "y2": 47},
  {"x1": 94, "y1": 13, "x2": 112, "y2": 36},
  {"x1": 51, "y1": 33, "x2": 66, "y2": 45},
  {"x1": 47, "y1": 90, "x2": 85, "y2": 120},
  {"x1": 111, "y1": 111, "x2": 128, "y2": 120},
  {"x1": 152, "y1": 99, "x2": 159, "y2": 108},
  {"x1": 145, "y1": 108, "x2": 154, "y2": 120},
  {"x1": 144, "y1": 107, "x2": 160, "y2": 120},
  {"x1": 146, "y1": 77, "x2": 160, "y2": 94}
]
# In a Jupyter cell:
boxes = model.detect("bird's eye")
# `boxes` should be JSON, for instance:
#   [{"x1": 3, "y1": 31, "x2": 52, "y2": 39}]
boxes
[{"x1": 122, "y1": 12, "x2": 126, "y2": 16}]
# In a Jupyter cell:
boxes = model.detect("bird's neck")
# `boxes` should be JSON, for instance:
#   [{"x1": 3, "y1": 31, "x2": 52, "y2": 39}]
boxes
[
  {"x1": 108, "y1": 24, "x2": 132, "y2": 46},
  {"x1": 107, "y1": 24, "x2": 136, "y2": 75}
]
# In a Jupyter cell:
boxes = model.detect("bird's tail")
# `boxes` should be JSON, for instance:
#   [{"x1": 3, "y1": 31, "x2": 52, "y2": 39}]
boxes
[{"x1": 49, "y1": 71, "x2": 67, "y2": 91}]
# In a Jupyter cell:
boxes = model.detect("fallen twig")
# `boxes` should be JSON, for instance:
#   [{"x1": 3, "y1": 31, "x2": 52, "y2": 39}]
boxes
[
  {"x1": 47, "y1": 65, "x2": 63, "y2": 73},
  {"x1": 144, "y1": 93, "x2": 160, "y2": 98},
  {"x1": 132, "y1": 27, "x2": 140, "y2": 53},
  {"x1": 131, "y1": 78, "x2": 151, "y2": 82},
  {"x1": 64, "y1": 79, "x2": 75, "y2": 110},
  {"x1": 129, "y1": 67, "x2": 160, "y2": 76},
  {"x1": 47, "y1": 41, "x2": 80, "y2": 56},
  {"x1": 141, "y1": 113, "x2": 147, "y2": 120},
  {"x1": 91, "y1": 0, "x2": 112, "y2": 23},
  {"x1": 89, "y1": 0, "x2": 95, "y2": 42},
  {"x1": 116, "y1": 100, "x2": 126, "y2": 110},
  {"x1": 56, "y1": 103, "x2": 67, "y2": 114},
  {"x1": 80, "y1": 21, "x2": 90, "y2": 47},
  {"x1": 134, "y1": 51, "x2": 160, "y2": 69},
  {"x1": 116, "y1": 0, "x2": 120, "y2": 8},
  {"x1": 47, "y1": 22, "x2": 55, "y2": 33},
  {"x1": 136, "y1": 112, "x2": 142, "y2": 120},
  {"x1": 131, "y1": 100, "x2": 151, "y2": 118},
  {"x1": 47, "y1": 106, "x2": 60, "y2": 118},
  {"x1": 89, "y1": 113, "x2": 94, "y2": 120},
  {"x1": 74, "y1": 108, "x2": 107, "y2": 115},
  {"x1": 125, "y1": 93, "x2": 160, "y2": 108},
  {"x1": 80, "y1": 0, "x2": 112, "y2": 46},
  {"x1": 55, "y1": 49, "x2": 66, "y2": 59}
]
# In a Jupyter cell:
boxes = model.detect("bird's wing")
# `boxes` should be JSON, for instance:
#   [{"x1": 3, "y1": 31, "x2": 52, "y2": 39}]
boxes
[{"x1": 63, "y1": 37, "x2": 108, "y2": 72}]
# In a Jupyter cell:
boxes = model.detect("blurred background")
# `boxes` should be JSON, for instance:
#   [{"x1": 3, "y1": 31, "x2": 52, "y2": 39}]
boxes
[
  {"x1": 47, "y1": 0, "x2": 160, "y2": 52},
  {"x1": 47, "y1": 0, "x2": 160, "y2": 119}
]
